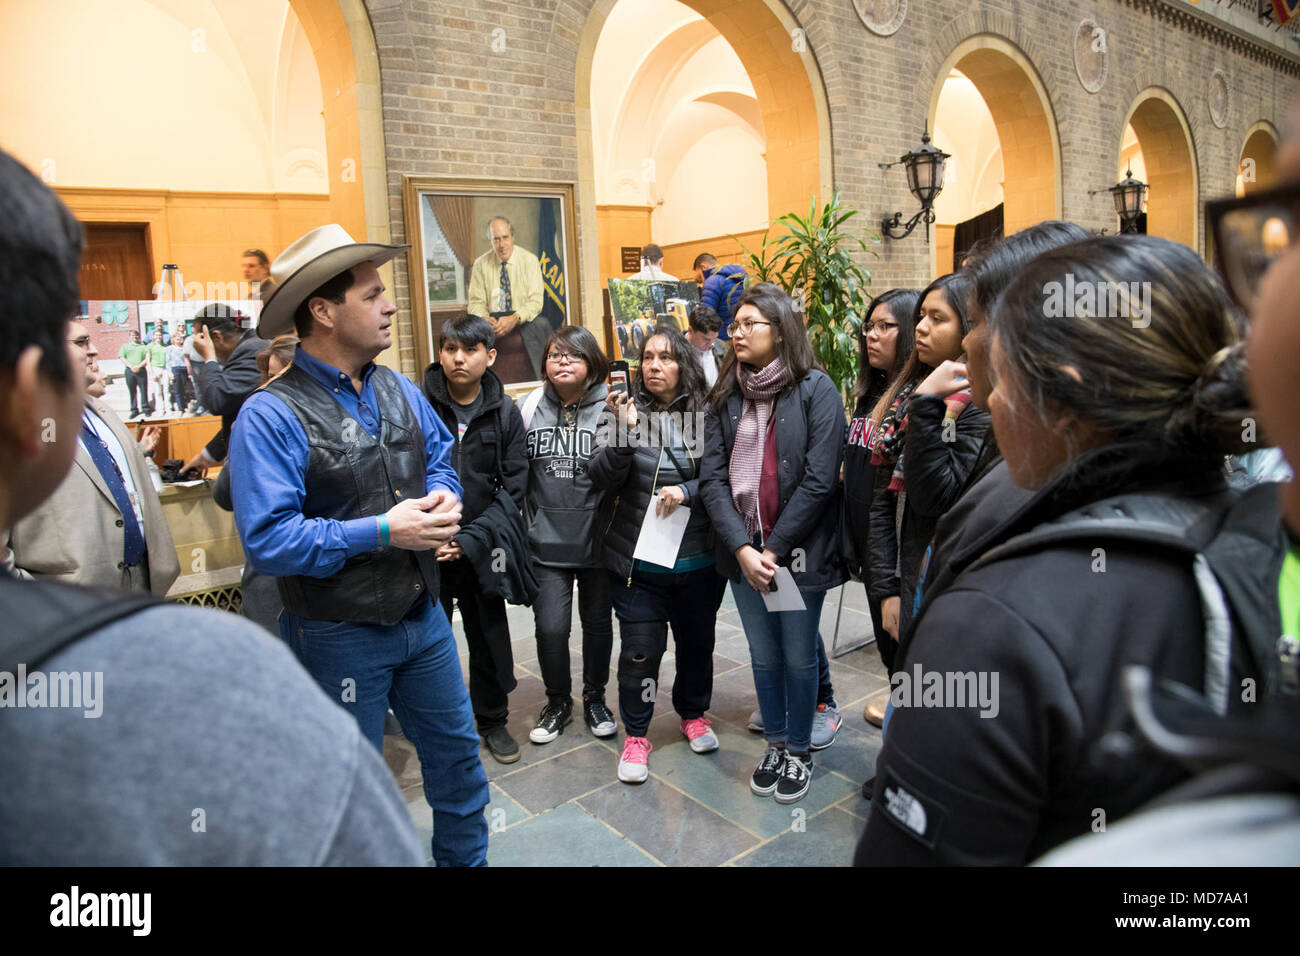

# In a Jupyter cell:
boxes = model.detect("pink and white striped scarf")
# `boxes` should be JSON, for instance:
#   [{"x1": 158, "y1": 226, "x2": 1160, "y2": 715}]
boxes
[{"x1": 729, "y1": 357, "x2": 793, "y2": 536}]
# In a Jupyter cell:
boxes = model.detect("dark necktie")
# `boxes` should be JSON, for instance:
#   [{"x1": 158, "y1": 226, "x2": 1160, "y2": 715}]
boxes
[
  {"x1": 81, "y1": 415, "x2": 146, "y2": 567},
  {"x1": 499, "y1": 261, "x2": 512, "y2": 312}
]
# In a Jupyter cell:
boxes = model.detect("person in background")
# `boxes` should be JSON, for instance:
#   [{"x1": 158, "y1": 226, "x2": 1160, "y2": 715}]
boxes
[
  {"x1": 866, "y1": 274, "x2": 988, "y2": 671},
  {"x1": 693, "y1": 253, "x2": 748, "y2": 339},
  {"x1": 118, "y1": 329, "x2": 150, "y2": 420},
  {"x1": 686, "y1": 304, "x2": 727, "y2": 389},
  {"x1": 242, "y1": 248, "x2": 275, "y2": 300},
  {"x1": 181, "y1": 304, "x2": 267, "y2": 477},
  {"x1": 589, "y1": 325, "x2": 723, "y2": 783},
  {"x1": 165, "y1": 328, "x2": 189, "y2": 414},
  {"x1": 700, "y1": 282, "x2": 846, "y2": 805},
  {"x1": 256, "y1": 332, "x2": 299, "y2": 382},
  {"x1": 146, "y1": 328, "x2": 168, "y2": 416},
  {"x1": 844, "y1": 289, "x2": 918, "y2": 722},
  {"x1": 521, "y1": 326, "x2": 618, "y2": 744},
  {"x1": 855, "y1": 235, "x2": 1284, "y2": 865},
  {"x1": 421, "y1": 314, "x2": 529, "y2": 765},
  {"x1": 630, "y1": 243, "x2": 677, "y2": 281},
  {"x1": 7, "y1": 318, "x2": 179, "y2": 596},
  {"x1": 211, "y1": 331, "x2": 298, "y2": 635}
]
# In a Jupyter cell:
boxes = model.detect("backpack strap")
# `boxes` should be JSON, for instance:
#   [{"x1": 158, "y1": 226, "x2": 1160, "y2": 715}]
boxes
[
  {"x1": 965, "y1": 492, "x2": 1235, "y2": 714},
  {"x1": 0, "y1": 576, "x2": 161, "y2": 673},
  {"x1": 519, "y1": 386, "x2": 544, "y2": 429}
]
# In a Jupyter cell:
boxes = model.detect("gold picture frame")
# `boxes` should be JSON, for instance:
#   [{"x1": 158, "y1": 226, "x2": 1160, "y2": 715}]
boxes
[{"x1": 401, "y1": 176, "x2": 581, "y2": 393}]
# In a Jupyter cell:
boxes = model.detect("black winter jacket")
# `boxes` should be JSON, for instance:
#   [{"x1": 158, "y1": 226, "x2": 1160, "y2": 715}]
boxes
[
  {"x1": 699, "y1": 368, "x2": 846, "y2": 592},
  {"x1": 420, "y1": 365, "x2": 528, "y2": 524},
  {"x1": 867, "y1": 395, "x2": 989, "y2": 638},
  {"x1": 841, "y1": 391, "x2": 880, "y2": 581},
  {"x1": 854, "y1": 448, "x2": 1287, "y2": 866},
  {"x1": 588, "y1": 388, "x2": 713, "y2": 583}
]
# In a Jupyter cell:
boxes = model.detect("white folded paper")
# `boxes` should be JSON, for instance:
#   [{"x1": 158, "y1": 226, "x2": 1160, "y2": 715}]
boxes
[
  {"x1": 631, "y1": 499, "x2": 691, "y2": 568},
  {"x1": 760, "y1": 565, "x2": 806, "y2": 612}
]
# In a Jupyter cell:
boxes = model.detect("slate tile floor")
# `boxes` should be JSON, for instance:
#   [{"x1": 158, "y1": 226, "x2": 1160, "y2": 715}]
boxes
[{"x1": 383, "y1": 581, "x2": 890, "y2": 866}]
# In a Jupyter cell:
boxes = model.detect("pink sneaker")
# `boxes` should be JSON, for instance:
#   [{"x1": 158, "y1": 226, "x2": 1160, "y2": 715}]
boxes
[
  {"x1": 618, "y1": 736, "x2": 652, "y2": 784},
  {"x1": 680, "y1": 717, "x2": 719, "y2": 754}
]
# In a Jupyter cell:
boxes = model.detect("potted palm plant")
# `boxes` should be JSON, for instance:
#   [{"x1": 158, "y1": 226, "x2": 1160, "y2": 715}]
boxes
[{"x1": 736, "y1": 192, "x2": 878, "y2": 405}]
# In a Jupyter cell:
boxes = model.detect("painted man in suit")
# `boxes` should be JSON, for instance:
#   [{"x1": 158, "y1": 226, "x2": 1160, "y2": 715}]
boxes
[{"x1": 4, "y1": 318, "x2": 179, "y2": 595}]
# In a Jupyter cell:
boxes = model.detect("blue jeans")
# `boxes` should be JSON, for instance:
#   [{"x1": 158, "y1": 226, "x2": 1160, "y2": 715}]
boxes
[
  {"x1": 732, "y1": 579, "x2": 826, "y2": 752},
  {"x1": 283, "y1": 597, "x2": 490, "y2": 866}
]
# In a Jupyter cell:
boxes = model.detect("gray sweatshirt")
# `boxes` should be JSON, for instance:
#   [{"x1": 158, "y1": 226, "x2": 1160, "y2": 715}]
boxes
[
  {"x1": 0, "y1": 605, "x2": 426, "y2": 865},
  {"x1": 523, "y1": 381, "x2": 613, "y2": 568}
]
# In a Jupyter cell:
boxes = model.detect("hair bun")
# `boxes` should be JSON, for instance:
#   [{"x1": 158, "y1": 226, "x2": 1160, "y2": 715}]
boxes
[{"x1": 1164, "y1": 343, "x2": 1254, "y2": 455}]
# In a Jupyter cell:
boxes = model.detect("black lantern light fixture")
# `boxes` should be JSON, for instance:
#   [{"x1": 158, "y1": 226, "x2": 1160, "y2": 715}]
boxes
[
  {"x1": 879, "y1": 123, "x2": 950, "y2": 242},
  {"x1": 1110, "y1": 166, "x2": 1148, "y2": 234}
]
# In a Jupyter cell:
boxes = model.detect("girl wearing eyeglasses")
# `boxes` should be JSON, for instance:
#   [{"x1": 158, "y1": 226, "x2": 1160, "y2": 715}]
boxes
[
  {"x1": 699, "y1": 282, "x2": 846, "y2": 805},
  {"x1": 842, "y1": 290, "x2": 918, "y2": 690},
  {"x1": 521, "y1": 326, "x2": 618, "y2": 746},
  {"x1": 866, "y1": 273, "x2": 989, "y2": 667}
]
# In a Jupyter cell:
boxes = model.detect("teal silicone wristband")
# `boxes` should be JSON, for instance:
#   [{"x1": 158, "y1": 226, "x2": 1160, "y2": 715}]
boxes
[{"x1": 377, "y1": 515, "x2": 390, "y2": 548}]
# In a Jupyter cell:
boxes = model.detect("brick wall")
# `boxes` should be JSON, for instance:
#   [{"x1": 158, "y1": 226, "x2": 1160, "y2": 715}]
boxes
[{"x1": 364, "y1": 0, "x2": 1300, "y2": 375}]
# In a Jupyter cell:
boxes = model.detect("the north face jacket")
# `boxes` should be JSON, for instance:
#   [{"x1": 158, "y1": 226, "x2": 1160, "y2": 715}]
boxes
[{"x1": 854, "y1": 445, "x2": 1286, "y2": 866}]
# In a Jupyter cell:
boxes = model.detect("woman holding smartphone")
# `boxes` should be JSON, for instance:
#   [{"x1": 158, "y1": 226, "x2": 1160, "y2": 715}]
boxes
[
  {"x1": 866, "y1": 274, "x2": 990, "y2": 657},
  {"x1": 699, "y1": 283, "x2": 846, "y2": 805},
  {"x1": 588, "y1": 326, "x2": 724, "y2": 784},
  {"x1": 522, "y1": 326, "x2": 617, "y2": 744}
]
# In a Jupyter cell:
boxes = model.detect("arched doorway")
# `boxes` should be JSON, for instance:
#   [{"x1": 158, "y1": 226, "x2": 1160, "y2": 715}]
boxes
[
  {"x1": 575, "y1": 0, "x2": 832, "y2": 331},
  {"x1": 1238, "y1": 122, "x2": 1280, "y2": 196},
  {"x1": 287, "y1": 0, "x2": 390, "y2": 247},
  {"x1": 1118, "y1": 90, "x2": 1198, "y2": 249},
  {"x1": 927, "y1": 36, "x2": 1062, "y2": 278}
]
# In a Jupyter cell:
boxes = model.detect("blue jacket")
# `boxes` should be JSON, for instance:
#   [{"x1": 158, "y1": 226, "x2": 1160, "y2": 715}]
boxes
[{"x1": 700, "y1": 264, "x2": 747, "y2": 338}]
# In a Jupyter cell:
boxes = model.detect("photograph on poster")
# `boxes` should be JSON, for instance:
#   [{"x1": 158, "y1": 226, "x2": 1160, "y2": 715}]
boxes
[
  {"x1": 606, "y1": 279, "x2": 700, "y2": 364},
  {"x1": 403, "y1": 177, "x2": 580, "y2": 388}
]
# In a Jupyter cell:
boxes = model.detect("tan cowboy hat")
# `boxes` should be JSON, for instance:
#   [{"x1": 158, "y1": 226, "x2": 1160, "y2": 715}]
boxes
[{"x1": 257, "y1": 224, "x2": 408, "y2": 339}]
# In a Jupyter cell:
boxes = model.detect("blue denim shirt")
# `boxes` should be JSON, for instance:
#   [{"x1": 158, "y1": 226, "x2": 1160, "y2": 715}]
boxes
[{"x1": 229, "y1": 347, "x2": 462, "y2": 578}]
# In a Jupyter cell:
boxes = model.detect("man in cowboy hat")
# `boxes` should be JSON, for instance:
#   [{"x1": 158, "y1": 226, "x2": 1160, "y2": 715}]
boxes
[{"x1": 227, "y1": 224, "x2": 490, "y2": 866}]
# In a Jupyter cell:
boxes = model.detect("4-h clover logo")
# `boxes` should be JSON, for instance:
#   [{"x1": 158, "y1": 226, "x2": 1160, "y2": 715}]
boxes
[{"x1": 101, "y1": 301, "x2": 130, "y2": 326}]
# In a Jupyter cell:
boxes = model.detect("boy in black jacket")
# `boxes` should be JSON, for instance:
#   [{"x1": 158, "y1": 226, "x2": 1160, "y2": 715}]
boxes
[{"x1": 422, "y1": 315, "x2": 529, "y2": 763}]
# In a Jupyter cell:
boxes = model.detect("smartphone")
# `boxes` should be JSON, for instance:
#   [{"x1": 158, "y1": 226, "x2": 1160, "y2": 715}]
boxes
[{"x1": 608, "y1": 360, "x2": 629, "y2": 396}]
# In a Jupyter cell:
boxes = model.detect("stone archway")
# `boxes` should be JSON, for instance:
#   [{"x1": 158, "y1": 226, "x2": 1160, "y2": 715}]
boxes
[
  {"x1": 575, "y1": 0, "x2": 833, "y2": 327},
  {"x1": 1239, "y1": 121, "x2": 1280, "y2": 195},
  {"x1": 927, "y1": 34, "x2": 1062, "y2": 271},
  {"x1": 286, "y1": 0, "x2": 390, "y2": 246},
  {"x1": 1120, "y1": 89, "x2": 1198, "y2": 250}
]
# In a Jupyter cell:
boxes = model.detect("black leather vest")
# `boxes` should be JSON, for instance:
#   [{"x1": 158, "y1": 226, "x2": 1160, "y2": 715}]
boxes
[{"x1": 265, "y1": 363, "x2": 438, "y2": 626}]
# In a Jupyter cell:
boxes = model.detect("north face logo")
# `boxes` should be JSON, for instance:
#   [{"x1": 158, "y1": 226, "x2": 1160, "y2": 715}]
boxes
[{"x1": 883, "y1": 785, "x2": 928, "y2": 836}]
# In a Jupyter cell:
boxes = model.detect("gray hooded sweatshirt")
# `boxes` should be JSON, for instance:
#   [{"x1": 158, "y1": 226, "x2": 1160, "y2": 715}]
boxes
[{"x1": 523, "y1": 381, "x2": 612, "y2": 568}]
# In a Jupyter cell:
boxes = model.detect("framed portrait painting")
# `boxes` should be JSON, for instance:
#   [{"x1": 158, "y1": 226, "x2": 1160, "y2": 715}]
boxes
[{"x1": 402, "y1": 176, "x2": 581, "y2": 390}]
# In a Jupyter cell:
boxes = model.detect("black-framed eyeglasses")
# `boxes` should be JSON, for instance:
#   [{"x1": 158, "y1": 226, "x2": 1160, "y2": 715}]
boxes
[
  {"x1": 546, "y1": 351, "x2": 585, "y2": 365},
  {"x1": 862, "y1": 320, "x2": 899, "y2": 336},
  {"x1": 1206, "y1": 180, "x2": 1300, "y2": 314}
]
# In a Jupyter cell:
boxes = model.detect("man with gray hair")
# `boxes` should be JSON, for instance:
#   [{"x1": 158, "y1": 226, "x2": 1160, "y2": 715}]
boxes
[{"x1": 467, "y1": 216, "x2": 548, "y2": 380}]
